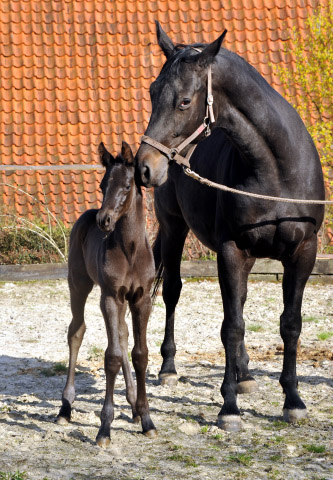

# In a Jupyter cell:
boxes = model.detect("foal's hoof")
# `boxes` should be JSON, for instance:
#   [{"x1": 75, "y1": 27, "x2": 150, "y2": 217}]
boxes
[
  {"x1": 237, "y1": 380, "x2": 259, "y2": 394},
  {"x1": 144, "y1": 428, "x2": 158, "y2": 439},
  {"x1": 283, "y1": 408, "x2": 308, "y2": 423},
  {"x1": 218, "y1": 415, "x2": 242, "y2": 432},
  {"x1": 56, "y1": 415, "x2": 70, "y2": 426},
  {"x1": 96, "y1": 435, "x2": 111, "y2": 448},
  {"x1": 133, "y1": 415, "x2": 141, "y2": 424},
  {"x1": 158, "y1": 373, "x2": 178, "y2": 387}
]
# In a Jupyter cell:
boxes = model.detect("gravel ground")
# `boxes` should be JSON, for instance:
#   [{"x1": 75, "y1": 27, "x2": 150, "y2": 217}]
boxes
[{"x1": 0, "y1": 278, "x2": 332, "y2": 480}]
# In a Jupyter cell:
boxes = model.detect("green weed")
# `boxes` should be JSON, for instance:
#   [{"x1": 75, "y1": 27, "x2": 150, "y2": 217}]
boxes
[
  {"x1": 248, "y1": 324, "x2": 264, "y2": 332},
  {"x1": 0, "y1": 472, "x2": 28, "y2": 480},
  {"x1": 304, "y1": 444, "x2": 326, "y2": 453},
  {"x1": 88, "y1": 345, "x2": 104, "y2": 360},
  {"x1": 317, "y1": 332, "x2": 333, "y2": 341},
  {"x1": 228, "y1": 453, "x2": 253, "y2": 466}
]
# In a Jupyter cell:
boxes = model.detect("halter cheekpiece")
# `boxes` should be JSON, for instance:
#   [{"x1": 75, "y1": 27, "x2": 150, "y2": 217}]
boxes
[{"x1": 141, "y1": 48, "x2": 214, "y2": 168}]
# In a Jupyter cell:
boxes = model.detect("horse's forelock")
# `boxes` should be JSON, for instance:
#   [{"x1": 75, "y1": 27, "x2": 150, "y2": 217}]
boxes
[{"x1": 159, "y1": 44, "x2": 203, "y2": 77}]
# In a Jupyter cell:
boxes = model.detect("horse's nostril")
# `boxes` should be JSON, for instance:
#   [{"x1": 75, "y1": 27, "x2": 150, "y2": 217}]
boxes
[{"x1": 142, "y1": 165, "x2": 150, "y2": 182}]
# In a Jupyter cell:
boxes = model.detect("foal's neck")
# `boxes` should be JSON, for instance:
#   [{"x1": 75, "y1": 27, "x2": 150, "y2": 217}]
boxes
[{"x1": 114, "y1": 187, "x2": 146, "y2": 252}]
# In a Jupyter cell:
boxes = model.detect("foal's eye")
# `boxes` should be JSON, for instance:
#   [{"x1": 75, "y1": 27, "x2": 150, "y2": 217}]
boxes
[
  {"x1": 125, "y1": 185, "x2": 131, "y2": 191},
  {"x1": 179, "y1": 98, "x2": 191, "y2": 110}
]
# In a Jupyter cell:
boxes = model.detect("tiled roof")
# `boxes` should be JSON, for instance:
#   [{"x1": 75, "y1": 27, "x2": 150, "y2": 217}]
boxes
[{"x1": 0, "y1": 0, "x2": 325, "y2": 227}]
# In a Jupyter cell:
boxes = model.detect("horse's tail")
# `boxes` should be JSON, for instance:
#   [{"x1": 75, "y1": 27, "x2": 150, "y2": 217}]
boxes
[{"x1": 151, "y1": 228, "x2": 164, "y2": 305}]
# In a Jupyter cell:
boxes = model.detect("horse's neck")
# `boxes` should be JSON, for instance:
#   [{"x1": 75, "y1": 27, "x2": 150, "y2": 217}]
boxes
[{"x1": 213, "y1": 55, "x2": 290, "y2": 177}]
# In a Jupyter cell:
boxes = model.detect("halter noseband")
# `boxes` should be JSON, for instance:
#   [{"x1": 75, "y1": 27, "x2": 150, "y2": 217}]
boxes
[{"x1": 141, "y1": 56, "x2": 215, "y2": 168}]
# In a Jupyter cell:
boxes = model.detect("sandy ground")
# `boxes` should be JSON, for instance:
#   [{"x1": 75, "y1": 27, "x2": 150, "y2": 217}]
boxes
[{"x1": 0, "y1": 278, "x2": 332, "y2": 480}]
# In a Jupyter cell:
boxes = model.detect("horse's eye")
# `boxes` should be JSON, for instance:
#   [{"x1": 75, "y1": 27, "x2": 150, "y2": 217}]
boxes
[
  {"x1": 179, "y1": 98, "x2": 191, "y2": 110},
  {"x1": 125, "y1": 185, "x2": 131, "y2": 191}
]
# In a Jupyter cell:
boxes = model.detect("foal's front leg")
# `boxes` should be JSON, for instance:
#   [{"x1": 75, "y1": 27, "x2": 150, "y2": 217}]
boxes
[
  {"x1": 118, "y1": 305, "x2": 139, "y2": 422},
  {"x1": 96, "y1": 293, "x2": 123, "y2": 447},
  {"x1": 130, "y1": 293, "x2": 157, "y2": 437}
]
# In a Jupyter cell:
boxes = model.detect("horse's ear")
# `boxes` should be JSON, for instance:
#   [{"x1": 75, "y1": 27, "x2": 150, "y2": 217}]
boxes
[
  {"x1": 121, "y1": 141, "x2": 134, "y2": 165},
  {"x1": 155, "y1": 20, "x2": 175, "y2": 59},
  {"x1": 194, "y1": 30, "x2": 227, "y2": 68},
  {"x1": 98, "y1": 142, "x2": 115, "y2": 167}
]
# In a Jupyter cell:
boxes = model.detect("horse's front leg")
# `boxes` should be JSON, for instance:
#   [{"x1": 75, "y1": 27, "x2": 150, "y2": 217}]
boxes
[
  {"x1": 157, "y1": 220, "x2": 189, "y2": 386},
  {"x1": 236, "y1": 256, "x2": 259, "y2": 394},
  {"x1": 130, "y1": 293, "x2": 157, "y2": 437},
  {"x1": 96, "y1": 293, "x2": 122, "y2": 448},
  {"x1": 280, "y1": 236, "x2": 317, "y2": 422},
  {"x1": 217, "y1": 242, "x2": 251, "y2": 432}
]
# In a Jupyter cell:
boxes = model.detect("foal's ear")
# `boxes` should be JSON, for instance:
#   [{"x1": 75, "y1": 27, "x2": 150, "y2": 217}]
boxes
[
  {"x1": 98, "y1": 142, "x2": 115, "y2": 167},
  {"x1": 155, "y1": 20, "x2": 175, "y2": 59},
  {"x1": 193, "y1": 30, "x2": 227, "y2": 68},
  {"x1": 121, "y1": 141, "x2": 134, "y2": 165}
]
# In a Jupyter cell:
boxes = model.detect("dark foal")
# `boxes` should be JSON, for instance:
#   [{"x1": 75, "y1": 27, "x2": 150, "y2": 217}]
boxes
[
  {"x1": 57, "y1": 142, "x2": 157, "y2": 445},
  {"x1": 136, "y1": 23, "x2": 325, "y2": 431}
]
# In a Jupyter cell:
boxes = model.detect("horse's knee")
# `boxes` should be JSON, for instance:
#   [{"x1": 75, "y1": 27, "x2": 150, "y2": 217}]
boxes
[
  {"x1": 280, "y1": 313, "x2": 302, "y2": 343},
  {"x1": 221, "y1": 320, "x2": 245, "y2": 346},
  {"x1": 162, "y1": 274, "x2": 182, "y2": 306}
]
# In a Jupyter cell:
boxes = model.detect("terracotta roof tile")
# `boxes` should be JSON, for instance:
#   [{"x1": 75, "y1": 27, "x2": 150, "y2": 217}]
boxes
[{"x1": 0, "y1": 0, "x2": 327, "y2": 227}]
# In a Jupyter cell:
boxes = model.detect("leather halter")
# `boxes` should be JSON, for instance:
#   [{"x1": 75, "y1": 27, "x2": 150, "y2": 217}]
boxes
[{"x1": 141, "y1": 60, "x2": 215, "y2": 168}]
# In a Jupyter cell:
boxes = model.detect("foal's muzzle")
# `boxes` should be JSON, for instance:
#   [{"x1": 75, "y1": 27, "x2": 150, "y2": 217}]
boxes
[{"x1": 96, "y1": 211, "x2": 115, "y2": 233}]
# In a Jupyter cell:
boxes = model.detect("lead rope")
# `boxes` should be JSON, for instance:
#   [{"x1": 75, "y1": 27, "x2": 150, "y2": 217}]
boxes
[{"x1": 183, "y1": 167, "x2": 333, "y2": 205}]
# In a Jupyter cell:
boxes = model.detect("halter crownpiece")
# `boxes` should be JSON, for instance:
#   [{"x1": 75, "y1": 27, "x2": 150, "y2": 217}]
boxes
[{"x1": 141, "y1": 63, "x2": 215, "y2": 168}]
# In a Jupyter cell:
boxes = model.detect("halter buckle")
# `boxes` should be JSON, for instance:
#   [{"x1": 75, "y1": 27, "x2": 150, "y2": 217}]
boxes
[
  {"x1": 207, "y1": 94, "x2": 213, "y2": 106},
  {"x1": 167, "y1": 148, "x2": 178, "y2": 161}
]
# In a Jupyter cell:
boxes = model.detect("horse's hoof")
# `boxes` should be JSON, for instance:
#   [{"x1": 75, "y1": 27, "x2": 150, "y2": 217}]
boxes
[
  {"x1": 158, "y1": 373, "x2": 178, "y2": 386},
  {"x1": 237, "y1": 380, "x2": 259, "y2": 394},
  {"x1": 96, "y1": 435, "x2": 111, "y2": 448},
  {"x1": 283, "y1": 408, "x2": 308, "y2": 423},
  {"x1": 56, "y1": 415, "x2": 70, "y2": 426},
  {"x1": 144, "y1": 428, "x2": 158, "y2": 438},
  {"x1": 133, "y1": 415, "x2": 141, "y2": 424},
  {"x1": 218, "y1": 415, "x2": 242, "y2": 432}
]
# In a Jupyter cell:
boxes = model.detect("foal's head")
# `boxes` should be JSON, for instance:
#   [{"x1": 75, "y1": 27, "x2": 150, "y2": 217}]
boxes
[{"x1": 96, "y1": 142, "x2": 136, "y2": 233}]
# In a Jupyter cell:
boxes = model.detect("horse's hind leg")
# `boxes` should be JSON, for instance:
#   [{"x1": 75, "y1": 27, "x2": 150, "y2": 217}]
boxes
[
  {"x1": 236, "y1": 256, "x2": 259, "y2": 394},
  {"x1": 118, "y1": 305, "x2": 139, "y2": 422},
  {"x1": 158, "y1": 219, "x2": 189, "y2": 386},
  {"x1": 57, "y1": 276, "x2": 93, "y2": 424},
  {"x1": 280, "y1": 237, "x2": 317, "y2": 423}
]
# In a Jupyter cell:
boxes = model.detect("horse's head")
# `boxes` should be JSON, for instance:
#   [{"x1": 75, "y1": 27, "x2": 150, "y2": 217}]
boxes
[
  {"x1": 96, "y1": 142, "x2": 135, "y2": 233},
  {"x1": 136, "y1": 21, "x2": 226, "y2": 187}
]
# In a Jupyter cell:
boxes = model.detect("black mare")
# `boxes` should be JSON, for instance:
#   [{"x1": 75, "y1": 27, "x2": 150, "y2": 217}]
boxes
[
  {"x1": 136, "y1": 23, "x2": 325, "y2": 431},
  {"x1": 57, "y1": 142, "x2": 157, "y2": 445}
]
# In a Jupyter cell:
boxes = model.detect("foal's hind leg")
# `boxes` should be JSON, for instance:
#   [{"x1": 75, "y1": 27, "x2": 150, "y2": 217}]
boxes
[
  {"x1": 57, "y1": 278, "x2": 93, "y2": 424},
  {"x1": 280, "y1": 237, "x2": 317, "y2": 423},
  {"x1": 158, "y1": 219, "x2": 189, "y2": 386}
]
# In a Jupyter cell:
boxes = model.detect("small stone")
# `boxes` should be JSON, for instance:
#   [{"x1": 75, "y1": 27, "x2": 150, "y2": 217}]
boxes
[{"x1": 178, "y1": 422, "x2": 200, "y2": 435}]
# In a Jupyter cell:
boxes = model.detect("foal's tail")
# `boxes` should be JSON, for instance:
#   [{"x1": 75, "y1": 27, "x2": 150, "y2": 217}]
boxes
[{"x1": 151, "y1": 228, "x2": 164, "y2": 305}]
